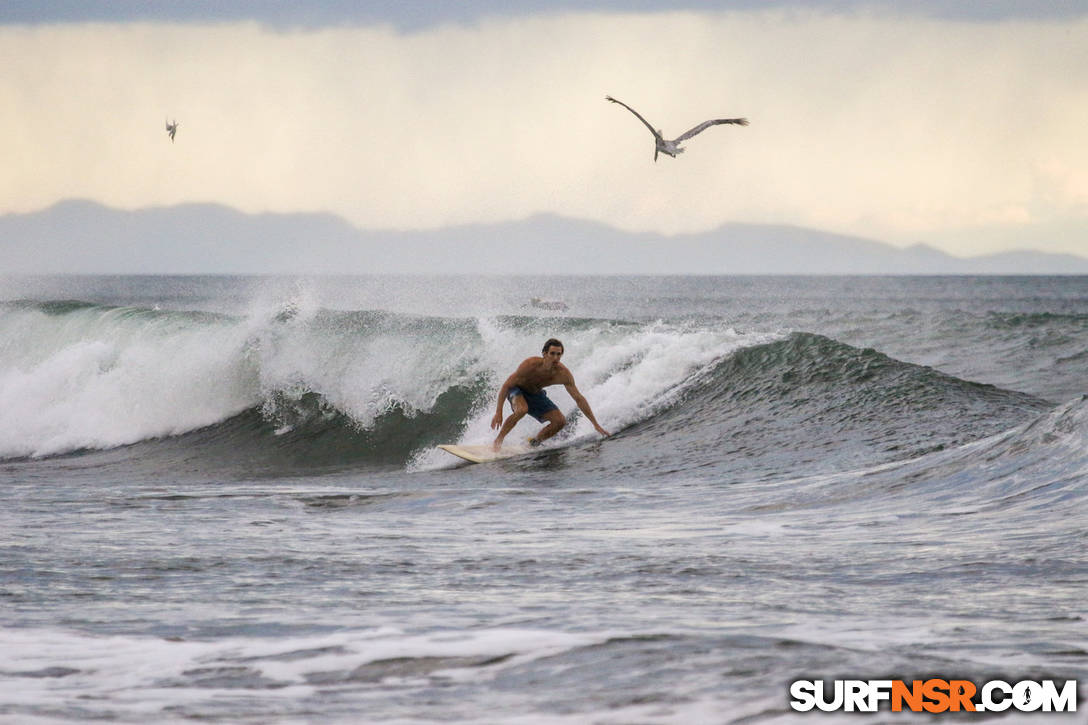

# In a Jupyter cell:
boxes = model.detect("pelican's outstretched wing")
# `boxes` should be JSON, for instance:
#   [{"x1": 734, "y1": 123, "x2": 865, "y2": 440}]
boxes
[
  {"x1": 605, "y1": 96, "x2": 663, "y2": 140},
  {"x1": 673, "y1": 117, "x2": 749, "y2": 143}
]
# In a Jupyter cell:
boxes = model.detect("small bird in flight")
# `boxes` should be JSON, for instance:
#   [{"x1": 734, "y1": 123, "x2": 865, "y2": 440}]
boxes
[
  {"x1": 605, "y1": 96, "x2": 748, "y2": 161},
  {"x1": 165, "y1": 119, "x2": 178, "y2": 143}
]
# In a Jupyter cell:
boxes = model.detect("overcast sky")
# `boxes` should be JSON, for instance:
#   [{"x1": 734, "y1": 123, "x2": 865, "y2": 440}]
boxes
[{"x1": 2, "y1": 0, "x2": 1087, "y2": 257}]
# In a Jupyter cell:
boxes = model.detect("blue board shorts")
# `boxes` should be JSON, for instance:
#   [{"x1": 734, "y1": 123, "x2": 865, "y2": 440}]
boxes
[{"x1": 508, "y1": 386, "x2": 559, "y2": 422}]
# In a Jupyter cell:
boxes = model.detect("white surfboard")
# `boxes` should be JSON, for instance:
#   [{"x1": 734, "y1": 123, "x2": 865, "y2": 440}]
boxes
[{"x1": 437, "y1": 443, "x2": 532, "y2": 464}]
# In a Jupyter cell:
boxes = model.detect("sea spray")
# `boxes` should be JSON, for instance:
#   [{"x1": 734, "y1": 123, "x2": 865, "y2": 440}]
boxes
[{"x1": 0, "y1": 303, "x2": 259, "y2": 458}]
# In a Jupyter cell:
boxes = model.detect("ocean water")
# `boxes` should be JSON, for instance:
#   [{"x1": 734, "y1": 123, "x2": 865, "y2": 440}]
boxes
[{"x1": 0, "y1": 274, "x2": 1085, "y2": 723}]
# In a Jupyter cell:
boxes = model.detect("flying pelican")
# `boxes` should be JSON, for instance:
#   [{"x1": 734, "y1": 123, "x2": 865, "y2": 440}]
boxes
[
  {"x1": 605, "y1": 96, "x2": 748, "y2": 161},
  {"x1": 165, "y1": 119, "x2": 178, "y2": 142}
]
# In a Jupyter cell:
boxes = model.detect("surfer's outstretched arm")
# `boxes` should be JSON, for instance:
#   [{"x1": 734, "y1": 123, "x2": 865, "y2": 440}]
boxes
[
  {"x1": 565, "y1": 381, "x2": 609, "y2": 437},
  {"x1": 491, "y1": 373, "x2": 517, "y2": 430}
]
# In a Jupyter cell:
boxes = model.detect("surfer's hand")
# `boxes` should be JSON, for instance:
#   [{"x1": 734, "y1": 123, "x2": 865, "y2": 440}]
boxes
[
  {"x1": 490, "y1": 412, "x2": 503, "y2": 430},
  {"x1": 595, "y1": 425, "x2": 610, "y2": 437}
]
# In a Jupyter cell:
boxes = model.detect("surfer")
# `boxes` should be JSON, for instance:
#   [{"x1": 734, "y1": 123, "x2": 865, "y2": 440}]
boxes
[{"x1": 491, "y1": 338, "x2": 610, "y2": 451}]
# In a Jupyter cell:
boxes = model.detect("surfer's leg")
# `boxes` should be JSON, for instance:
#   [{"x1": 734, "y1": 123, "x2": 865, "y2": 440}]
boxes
[
  {"x1": 534, "y1": 409, "x2": 566, "y2": 443},
  {"x1": 494, "y1": 395, "x2": 528, "y2": 449}
]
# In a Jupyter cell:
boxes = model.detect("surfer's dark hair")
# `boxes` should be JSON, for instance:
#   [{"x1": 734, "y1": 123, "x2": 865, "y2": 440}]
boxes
[{"x1": 542, "y1": 338, "x2": 564, "y2": 354}]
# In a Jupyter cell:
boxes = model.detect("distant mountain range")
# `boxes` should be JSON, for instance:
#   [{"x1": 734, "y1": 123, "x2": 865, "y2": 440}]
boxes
[{"x1": 3, "y1": 199, "x2": 1087, "y2": 275}]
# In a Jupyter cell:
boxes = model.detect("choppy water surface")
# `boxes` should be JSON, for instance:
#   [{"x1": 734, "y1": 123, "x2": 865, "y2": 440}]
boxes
[{"x1": 1, "y1": 275, "x2": 1085, "y2": 723}]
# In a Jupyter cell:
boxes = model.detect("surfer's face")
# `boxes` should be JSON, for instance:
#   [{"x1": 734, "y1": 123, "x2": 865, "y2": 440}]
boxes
[{"x1": 542, "y1": 345, "x2": 563, "y2": 366}]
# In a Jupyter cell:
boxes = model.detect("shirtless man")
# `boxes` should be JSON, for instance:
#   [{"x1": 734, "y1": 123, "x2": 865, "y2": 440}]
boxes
[{"x1": 491, "y1": 338, "x2": 610, "y2": 450}]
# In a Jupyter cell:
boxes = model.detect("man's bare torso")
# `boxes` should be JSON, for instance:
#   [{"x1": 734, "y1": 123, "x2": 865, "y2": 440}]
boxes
[{"x1": 511, "y1": 357, "x2": 571, "y2": 395}]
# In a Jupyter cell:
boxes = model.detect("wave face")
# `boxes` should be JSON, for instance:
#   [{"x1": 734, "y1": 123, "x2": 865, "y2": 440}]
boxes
[
  {"x1": 817, "y1": 309, "x2": 1088, "y2": 404},
  {"x1": 603, "y1": 331, "x2": 1050, "y2": 483},
  {"x1": 732, "y1": 392, "x2": 1088, "y2": 532}
]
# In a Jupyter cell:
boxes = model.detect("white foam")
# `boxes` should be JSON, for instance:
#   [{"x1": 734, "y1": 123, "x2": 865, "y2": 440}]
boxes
[
  {"x1": 0, "y1": 305, "x2": 260, "y2": 458},
  {"x1": 0, "y1": 625, "x2": 607, "y2": 721},
  {"x1": 0, "y1": 294, "x2": 491, "y2": 458},
  {"x1": 2, "y1": 624, "x2": 798, "y2": 724}
]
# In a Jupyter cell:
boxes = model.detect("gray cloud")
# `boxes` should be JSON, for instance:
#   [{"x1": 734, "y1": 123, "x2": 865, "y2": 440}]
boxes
[{"x1": 3, "y1": 0, "x2": 1087, "y2": 29}]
